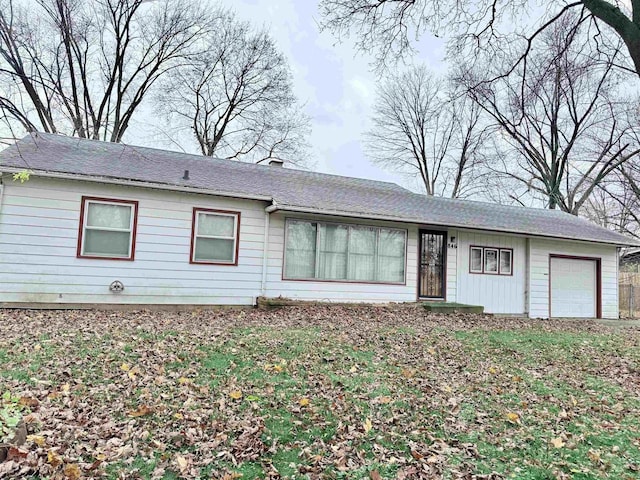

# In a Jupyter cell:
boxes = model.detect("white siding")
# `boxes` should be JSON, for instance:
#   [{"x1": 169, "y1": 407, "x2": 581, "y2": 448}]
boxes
[
  {"x1": 0, "y1": 176, "x2": 267, "y2": 305},
  {"x1": 446, "y1": 229, "x2": 458, "y2": 302},
  {"x1": 528, "y1": 238, "x2": 618, "y2": 319},
  {"x1": 455, "y1": 230, "x2": 527, "y2": 315},
  {"x1": 264, "y1": 213, "x2": 418, "y2": 303}
]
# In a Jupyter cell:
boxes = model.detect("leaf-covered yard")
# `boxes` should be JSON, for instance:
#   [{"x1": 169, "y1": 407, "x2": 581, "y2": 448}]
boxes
[{"x1": 0, "y1": 306, "x2": 639, "y2": 480}]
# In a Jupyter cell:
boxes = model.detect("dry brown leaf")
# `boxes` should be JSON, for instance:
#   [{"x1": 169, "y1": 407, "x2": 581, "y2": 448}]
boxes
[
  {"x1": 63, "y1": 463, "x2": 81, "y2": 480},
  {"x1": 48, "y1": 449, "x2": 62, "y2": 468},
  {"x1": 369, "y1": 470, "x2": 383, "y2": 480},
  {"x1": 551, "y1": 437, "x2": 565, "y2": 448}
]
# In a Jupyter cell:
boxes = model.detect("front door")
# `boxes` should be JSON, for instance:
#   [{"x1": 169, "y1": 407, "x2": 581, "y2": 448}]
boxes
[{"x1": 419, "y1": 231, "x2": 446, "y2": 299}]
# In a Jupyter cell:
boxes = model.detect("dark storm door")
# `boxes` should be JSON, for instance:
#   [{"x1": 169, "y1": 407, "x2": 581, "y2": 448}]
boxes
[{"x1": 419, "y1": 231, "x2": 446, "y2": 299}]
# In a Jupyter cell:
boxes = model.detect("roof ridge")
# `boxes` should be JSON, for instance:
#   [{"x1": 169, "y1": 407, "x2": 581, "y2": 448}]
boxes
[{"x1": 29, "y1": 132, "x2": 409, "y2": 191}]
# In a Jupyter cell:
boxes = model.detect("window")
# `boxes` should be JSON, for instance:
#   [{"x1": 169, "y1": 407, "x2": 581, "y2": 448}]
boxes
[
  {"x1": 78, "y1": 197, "x2": 138, "y2": 260},
  {"x1": 470, "y1": 247, "x2": 483, "y2": 273},
  {"x1": 500, "y1": 249, "x2": 512, "y2": 275},
  {"x1": 470, "y1": 246, "x2": 513, "y2": 276},
  {"x1": 190, "y1": 208, "x2": 240, "y2": 265},
  {"x1": 484, "y1": 248, "x2": 499, "y2": 274},
  {"x1": 284, "y1": 219, "x2": 406, "y2": 283}
]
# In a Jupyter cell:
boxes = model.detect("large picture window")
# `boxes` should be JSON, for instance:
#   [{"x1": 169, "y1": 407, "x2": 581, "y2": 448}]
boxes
[
  {"x1": 77, "y1": 197, "x2": 138, "y2": 260},
  {"x1": 284, "y1": 219, "x2": 406, "y2": 284},
  {"x1": 190, "y1": 208, "x2": 240, "y2": 265}
]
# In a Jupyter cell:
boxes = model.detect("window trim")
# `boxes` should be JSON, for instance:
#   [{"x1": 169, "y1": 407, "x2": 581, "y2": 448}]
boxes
[
  {"x1": 77, "y1": 196, "x2": 138, "y2": 261},
  {"x1": 499, "y1": 249, "x2": 513, "y2": 275},
  {"x1": 189, "y1": 207, "x2": 241, "y2": 265},
  {"x1": 469, "y1": 245, "x2": 513, "y2": 276},
  {"x1": 282, "y1": 218, "x2": 408, "y2": 285},
  {"x1": 469, "y1": 246, "x2": 484, "y2": 273},
  {"x1": 484, "y1": 248, "x2": 499, "y2": 275}
]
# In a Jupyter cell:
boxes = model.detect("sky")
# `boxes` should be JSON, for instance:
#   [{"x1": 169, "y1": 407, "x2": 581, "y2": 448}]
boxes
[{"x1": 127, "y1": 0, "x2": 448, "y2": 192}]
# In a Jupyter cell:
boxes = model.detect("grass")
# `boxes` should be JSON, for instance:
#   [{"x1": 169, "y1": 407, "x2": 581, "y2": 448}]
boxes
[{"x1": 0, "y1": 306, "x2": 639, "y2": 479}]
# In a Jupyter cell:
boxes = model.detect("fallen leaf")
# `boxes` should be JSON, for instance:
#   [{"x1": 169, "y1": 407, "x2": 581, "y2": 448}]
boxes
[
  {"x1": 506, "y1": 412, "x2": 520, "y2": 423},
  {"x1": 229, "y1": 390, "x2": 243, "y2": 400},
  {"x1": 127, "y1": 405, "x2": 154, "y2": 417},
  {"x1": 27, "y1": 434, "x2": 46, "y2": 446},
  {"x1": 370, "y1": 471, "x2": 383, "y2": 480},
  {"x1": 363, "y1": 418, "x2": 373, "y2": 434},
  {"x1": 63, "y1": 463, "x2": 81, "y2": 480},
  {"x1": 299, "y1": 397, "x2": 310, "y2": 407},
  {"x1": 48, "y1": 449, "x2": 62, "y2": 468},
  {"x1": 551, "y1": 437, "x2": 565, "y2": 448}
]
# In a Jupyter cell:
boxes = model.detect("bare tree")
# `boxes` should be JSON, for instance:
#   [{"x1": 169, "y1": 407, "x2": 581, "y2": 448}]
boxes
[
  {"x1": 365, "y1": 66, "x2": 488, "y2": 198},
  {"x1": 319, "y1": 1, "x2": 640, "y2": 79},
  {"x1": 155, "y1": 14, "x2": 310, "y2": 165},
  {"x1": 461, "y1": 15, "x2": 640, "y2": 214},
  {"x1": 0, "y1": 0, "x2": 212, "y2": 142}
]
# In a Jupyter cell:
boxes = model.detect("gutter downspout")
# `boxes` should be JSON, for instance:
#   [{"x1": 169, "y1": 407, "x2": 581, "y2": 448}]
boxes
[{"x1": 260, "y1": 201, "x2": 279, "y2": 298}]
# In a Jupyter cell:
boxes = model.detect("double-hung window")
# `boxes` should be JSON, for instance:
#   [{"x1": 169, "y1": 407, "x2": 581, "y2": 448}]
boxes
[
  {"x1": 190, "y1": 208, "x2": 240, "y2": 265},
  {"x1": 78, "y1": 197, "x2": 138, "y2": 260},
  {"x1": 284, "y1": 219, "x2": 407, "y2": 284}
]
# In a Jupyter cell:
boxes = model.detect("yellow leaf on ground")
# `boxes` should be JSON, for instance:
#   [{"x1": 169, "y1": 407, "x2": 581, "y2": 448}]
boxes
[
  {"x1": 127, "y1": 405, "x2": 154, "y2": 417},
  {"x1": 120, "y1": 363, "x2": 130, "y2": 372},
  {"x1": 299, "y1": 397, "x2": 310, "y2": 407},
  {"x1": 229, "y1": 390, "x2": 243, "y2": 400},
  {"x1": 273, "y1": 364, "x2": 284, "y2": 373},
  {"x1": 47, "y1": 450, "x2": 62, "y2": 467},
  {"x1": 488, "y1": 366, "x2": 497, "y2": 374},
  {"x1": 506, "y1": 412, "x2": 520, "y2": 423},
  {"x1": 178, "y1": 377, "x2": 191, "y2": 385},
  {"x1": 27, "y1": 434, "x2": 46, "y2": 447},
  {"x1": 61, "y1": 383, "x2": 71, "y2": 395},
  {"x1": 63, "y1": 463, "x2": 81, "y2": 480},
  {"x1": 176, "y1": 454, "x2": 189, "y2": 471},
  {"x1": 551, "y1": 437, "x2": 565, "y2": 448},
  {"x1": 363, "y1": 418, "x2": 373, "y2": 434},
  {"x1": 588, "y1": 449, "x2": 601, "y2": 463}
]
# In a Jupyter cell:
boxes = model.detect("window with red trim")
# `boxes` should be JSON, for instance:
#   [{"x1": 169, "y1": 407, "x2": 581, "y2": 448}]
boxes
[
  {"x1": 469, "y1": 246, "x2": 513, "y2": 275},
  {"x1": 77, "y1": 197, "x2": 138, "y2": 260},
  {"x1": 190, "y1": 208, "x2": 240, "y2": 265}
]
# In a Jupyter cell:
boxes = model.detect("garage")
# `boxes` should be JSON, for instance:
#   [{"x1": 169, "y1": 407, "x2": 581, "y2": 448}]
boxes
[{"x1": 550, "y1": 256, "x2": 600, "y2": 318}]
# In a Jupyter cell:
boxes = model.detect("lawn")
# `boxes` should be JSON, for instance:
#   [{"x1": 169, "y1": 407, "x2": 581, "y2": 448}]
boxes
[{"x1": 0, "y1": 306, "x2": 639, "y2": 479}]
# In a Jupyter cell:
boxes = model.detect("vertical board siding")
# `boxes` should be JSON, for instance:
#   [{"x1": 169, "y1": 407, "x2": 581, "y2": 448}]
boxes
[
  {"x1": 528, "y1": 238, "x2": 618, "y2": 319},
  {"x1": 455, "y1": 230, "x2": 527, "y2": 314},
  {"x1": 446, "y1": 229, "x2": 458, "y2": 302},
  {"x1": 265, "y1": 213, "x2": 419, "y2": 303},
  {"x1": 0, "y1": 176, "x2": 267, "y2": 305}
]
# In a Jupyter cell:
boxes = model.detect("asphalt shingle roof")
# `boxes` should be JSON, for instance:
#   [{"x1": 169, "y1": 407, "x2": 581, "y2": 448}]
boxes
[{"x1": 1, "y1": 132, "x2": 637, "y2": 246}]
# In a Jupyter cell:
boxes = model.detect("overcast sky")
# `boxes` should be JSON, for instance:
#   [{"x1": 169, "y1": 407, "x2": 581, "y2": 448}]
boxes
[{"x1": 127, "y1": 0, "x2": 447, "y2": 192}]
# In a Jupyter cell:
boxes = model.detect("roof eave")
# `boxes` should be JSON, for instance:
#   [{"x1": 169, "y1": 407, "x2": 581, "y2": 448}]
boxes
[
  {"x1": 269, "y1": 204, "x2": 640, "y2": 248},
  {"x1": 0, "y1": 167, "x2": 274, "y2": 203}
]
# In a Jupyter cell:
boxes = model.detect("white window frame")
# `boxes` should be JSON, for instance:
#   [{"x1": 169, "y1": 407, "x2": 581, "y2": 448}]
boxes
[
  {"x1": 483, "y1": 248, "x2": 499, "y2": 274},
  {"x1": 470, "y1": 247, "x2": 484, "y2": 273},
  {"x1": 283, "y1": 218, "x2": 407, "y2": 284},
  {"x1": 79, "y1": 197, "x2": 137, "y2": 260},
  {"x1": 191, "y1": 209, "x2": 240, "y2": 265},
  {"x1": 499, "y1": 249, "x2": 513, "y2": 275}
]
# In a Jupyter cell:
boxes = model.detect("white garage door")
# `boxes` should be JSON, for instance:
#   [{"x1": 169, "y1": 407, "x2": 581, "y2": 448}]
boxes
[{"x1": 550, "y1": 257, "x2": 597, "y2": 318}]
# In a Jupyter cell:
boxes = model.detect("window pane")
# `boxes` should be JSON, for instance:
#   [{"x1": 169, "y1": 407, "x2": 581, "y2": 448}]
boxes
[
  {"x1": 317, "y1": 224, "x2": 348, "y2": 280},
  {"x1": 470, "y1": 248, "x2": 482, "y2": 271},
  {"x1": 500, "y1": 250, "x2": 512, "y2": 274},
  {"x1": 378, "y1": 229, "x2": 406, "y2": 283},
  {"x1": 485, "y1": 249, "x2": 498, "y2": 273},
  {"x1": 285, "y1": 221, "x2": 317, "y2": 279},
  {"x1": 87, "y1": 203, "x2": 131, "y2": 229},
  {"x1": 84, "y1": 230, "x2": 130, "y2": 256},
  {"x1": 349, "y1": 226, "x2": 376, "y2": 281},
  {"x1": 194, "y1": 237, "x2": 234, "y2": 262},
  {"x1": 198, "y1": 213, "x2": 235, "y2": 237}
]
